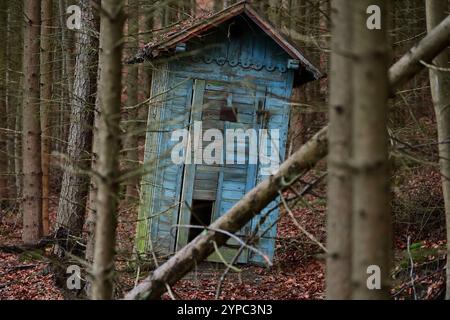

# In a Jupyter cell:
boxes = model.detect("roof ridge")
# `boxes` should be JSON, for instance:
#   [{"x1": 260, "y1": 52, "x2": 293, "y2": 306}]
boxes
[{"x1": 125, "y1": 1, "x2": 322, "y2": 81}]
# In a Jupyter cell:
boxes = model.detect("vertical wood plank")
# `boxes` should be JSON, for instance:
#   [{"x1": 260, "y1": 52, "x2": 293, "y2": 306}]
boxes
[
  {"x1": 176, "y1": 79, "x2": 206, "y2": 250},
  {"x1": 135, "y1": 63, "x2": 169, "y2": 255}
]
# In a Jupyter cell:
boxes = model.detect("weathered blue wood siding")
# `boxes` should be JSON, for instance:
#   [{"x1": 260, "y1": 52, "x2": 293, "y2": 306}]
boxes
[{"x1": 138, "y1": 15, "x2": 294, "y2": 264}]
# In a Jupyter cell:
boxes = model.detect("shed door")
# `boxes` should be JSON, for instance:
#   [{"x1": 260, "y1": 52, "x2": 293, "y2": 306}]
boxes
[{"x1": 176, "y1": 79, "x2": 266, "y2": 264}]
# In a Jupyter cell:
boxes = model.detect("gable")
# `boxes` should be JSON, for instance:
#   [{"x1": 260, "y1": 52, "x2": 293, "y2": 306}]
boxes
[
  {"x1": 126, "y1": 1, "x2": 322, "y2": 85},
  {"x1": 184, "y1": 15, "x2": 292, "y2": 76}
]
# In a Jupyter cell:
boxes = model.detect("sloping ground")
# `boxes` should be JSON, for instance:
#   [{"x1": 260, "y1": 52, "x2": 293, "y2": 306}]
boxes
[
  {"x1": 0, "y1": 252, "x2": 63, "y2": 300},
  {"x1": 0, "y1": 166, "x2": 446, "y2": 300},
  {"x1": 0, "y1": 198, "x2": 64, "y2": 300},
  {"x1": 391, "y1": 167, "x2": 447, "y2": 299},
  {"x1": 170, "y1": 199, "x2": 327, "y2": 300},
  {"x1": 0, "y1": 185, "x2": 327, "y2": 300}
]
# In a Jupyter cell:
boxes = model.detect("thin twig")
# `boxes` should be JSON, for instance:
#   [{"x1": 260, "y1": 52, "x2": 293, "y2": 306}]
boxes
[{"x1": 279, "y1": 191, "x2": 328, "y2": 253}]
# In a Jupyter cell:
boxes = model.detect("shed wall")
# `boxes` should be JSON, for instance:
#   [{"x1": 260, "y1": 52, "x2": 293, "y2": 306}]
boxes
[{"x1": 137, "y1": 16, "x2": 295, "y2": 264}]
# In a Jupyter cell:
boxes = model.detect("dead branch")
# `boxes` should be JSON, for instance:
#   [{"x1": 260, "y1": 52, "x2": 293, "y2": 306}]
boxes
[{"x1": 124, "y1": 14, "x2": 450, "y2": 300}]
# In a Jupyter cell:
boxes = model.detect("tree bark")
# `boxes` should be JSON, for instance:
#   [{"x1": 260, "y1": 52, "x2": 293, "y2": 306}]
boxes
[
  {"x1": 85, "y1": 36, "x2": 104, "y2": 268},
  {"x1": 124, "y1": 15, "x2": 450, "y2": 299},
  {"x1": 57, "y1": 0, "x2": 74, "y2": 155},
  {"x1": 326, "y1": 0, "x2": 353, "y2": 300},
  {"x1": 137, "y1": 6, "x2": 153, "y2": 144},
  {"x1": 84, "y1": 12, "x2": 105, "y2": 295},
  {"x1": 14, "y1": 3, "x2": 23, "y2": 201},
  {"x1": 124, "y1": 0, "x2": 139, "y2": 202},
  {"x1": 214, "y1": 0, "x2": 225, "y2": 12},
  {"x1": 5, "y1": 2, "x2": 19, "y2": 202},
  {"x1": 425, "y1": 0, "x2": 450, "y2": 300},
  {"x1": 22, "y1": 0, "x2": 43, "y2": 245},
  {"x1": 0, "y1": 0, "x2": 7, "y2": 205},
  {"x1": 91, "y1": 0, "x2": 125, "y2": 300},
  {"x1": 40, "y1": 0, "x2": 53, "y2": 235},
  {"x1": 389, "y1": 13, "x2": 450, "y2": 89},
  {"x1": 54, "y1": 0, "x2": 99, "y2": 256},
  {"x1": 351, "y1": 0, "x2": 391, "y2": 300},
  {"x1": 58, "y1": 0, "x2": 74, "y2": 95}
]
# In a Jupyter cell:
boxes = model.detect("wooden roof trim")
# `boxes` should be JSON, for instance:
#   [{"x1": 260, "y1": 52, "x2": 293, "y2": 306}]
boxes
[
  {"x1": 243, "y1": 4, "x2": 322, "y2": 79},
  {"x1": 155, "y1": 3, "x2": 246, "y2": 52},
  {"x1": 135, "y1": 1, "x2": 322, "y2": 80}
]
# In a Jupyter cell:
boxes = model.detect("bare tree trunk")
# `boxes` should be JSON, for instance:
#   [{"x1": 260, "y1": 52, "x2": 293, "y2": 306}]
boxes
[
  {"x1": 5, "y1": 2, "x2": 18, "y2": 202},
  {"x1": 326, "y1": 0, "x2": 353, "y2": 300},
  {"x1": 84, "y1": 18, "x2": 105, "y2": 296},
  {"x1": 57, "y1": 0, "x2": 74, "y2": 155},
  {"x1": 389, "y1": 14, "x2": 450, "y2": 87},
  {"x1": 85, "y1": 42, "x2": 103, "y2": 267},
  {"x1": 54, "y1": 0, "x2": 99, "y2": 256},
  {"x1": 268, "y1": 0, "x2": 281, "y2": 27},
  {"x1": 124, "y1": 0, "x2": 139, "y2": 202},
  {"x1": 5, "y1": 2, "x2": 24, "y2": 201},
  {"x1": 351, "y1": 0, "x2": 391, "y2": 299},
  {"x1": 137, "y1": 7, "x2": 153, "y2": 145},
  {"x1": 58, "y1": 0, "x2": 74, "y2": 95},
  {"x1": 318, "y1": 0, "x2": 329, "y2": 98},
  {"x1": 213, "y1": 0, "x2": 224, "y2": 12},
  {"x1": 425, "y1": 0, "x2": 450, "y2": 300},
  {"x1": 0, "y1": 0, "x2": 7, "y2": 205},
  {"x1": 15, "y1": 94, "x2": 22, "y2": 199},
  {"x1": 91, "y1": 0, "x2": 124, "y2": 300},
  {"x1": 22, "y1": 0, "x2": 43, "y2": 245},
  {"x1": 40, "y1": 0, "x2": 53, "y2": 235}
]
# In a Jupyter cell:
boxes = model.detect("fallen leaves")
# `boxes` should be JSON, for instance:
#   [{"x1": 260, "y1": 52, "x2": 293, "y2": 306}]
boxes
[{"x1": 0, "y1": 252, "x2": 63, "y2": 300}]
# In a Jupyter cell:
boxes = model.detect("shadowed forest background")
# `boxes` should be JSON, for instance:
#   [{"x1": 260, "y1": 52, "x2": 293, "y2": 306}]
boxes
[{"x1": 0, "y1": 0, "x2": 449, "y2": 300}]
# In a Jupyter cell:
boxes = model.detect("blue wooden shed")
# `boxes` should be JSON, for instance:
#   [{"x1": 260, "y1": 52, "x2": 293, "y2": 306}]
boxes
[{"x1": 130, "y1": 1, "x2": 321, "y2": 265}]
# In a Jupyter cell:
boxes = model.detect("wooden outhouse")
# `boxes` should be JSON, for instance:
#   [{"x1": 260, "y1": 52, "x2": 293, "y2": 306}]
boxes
[{"x1": 130, "y1": 1, "x2": 321, "y2": 264}]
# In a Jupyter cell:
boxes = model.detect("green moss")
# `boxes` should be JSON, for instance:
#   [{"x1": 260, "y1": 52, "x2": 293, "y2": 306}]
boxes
[{"x1": 397, "y1": 242, "x2": 446, "y2": 269}]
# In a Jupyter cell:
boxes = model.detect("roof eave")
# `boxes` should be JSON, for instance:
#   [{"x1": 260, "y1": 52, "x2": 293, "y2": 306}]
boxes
[{"x1": 127, "y1": 1, "x2": 322, "y2": 81}]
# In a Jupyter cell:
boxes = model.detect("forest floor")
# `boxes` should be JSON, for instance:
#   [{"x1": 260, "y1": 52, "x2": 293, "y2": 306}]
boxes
[
  {"x1": 0, "y1": 177, "x2": 327, "y2": 300},
  {"x1": 0, "y1": 168, "x2": 447, "y2": 300}
]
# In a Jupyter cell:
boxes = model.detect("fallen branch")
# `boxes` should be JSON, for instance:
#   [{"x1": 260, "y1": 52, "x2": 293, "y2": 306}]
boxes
[
  {"x1": 124, "y1": 14, "x2": 450, "y2": 300},
  {"x1": 279, "y1": 191, "x2": 328, "y2": 253},
  {"x1": 125, "y1": 128, "x2": 328, "y2": 300}
]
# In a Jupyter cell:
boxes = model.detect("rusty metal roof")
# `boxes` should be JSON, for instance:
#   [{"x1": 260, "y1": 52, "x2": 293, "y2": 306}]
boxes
[{"x1": 127, "y1": 1, "x2": 322, "y2": 81}]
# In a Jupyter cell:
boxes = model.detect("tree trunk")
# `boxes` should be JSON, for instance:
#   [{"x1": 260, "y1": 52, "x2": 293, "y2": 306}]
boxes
[
  {"x1": 40, "y1": 0, "x2": 53, "y2": 235},
  {"x1": 91, "y1": 0, "x2": 124, "y2": 300},
  {"x1": 57, "y1": 0, "x2": 74, "y2": 155},
  {"x1": 351, "y1": 0, "x2": 391, "y2": 299},
  {"x1": 326, "y1": 0, "x2": 353, "y2": 300},
  {"x1": 85, "y1": 37, "x2": 104, "y2": 268},
  {"x1": 425, "y1": 0, "x2": 450, "y2": 300},
  {"x1": 318, "y1": 0, "x2": 330, "y2": 98},
  {"x1": 5, "y1": 2, "x2": 19, "y2": 202},
  {"x1": 0, "y1": 0, "x2": 7, "y2": 205},
  {"x1": 138, "y1": 8, "x2": 153, "y2": 145},
  {"x1": 124, "y1": 0, "x2": 139, "y2": 202},
  {"x1": 213, "y1": 0, "x2": 224, "y2": 12},
  {"x1": 15, "y1": 93, "x2": 22, "y2": 199},
  {"x1": 84, "y1": 15, "x2": 105, "y2": 296},
  {"x1": 22, "y1": 0, "x2": 43, "y2": 245},
  {"x1": 54, "y1": 0, "x2": 99, "y2": 256},
  {"x1": 13, "y1": 3, "x2": 23, "y2": 201}
]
